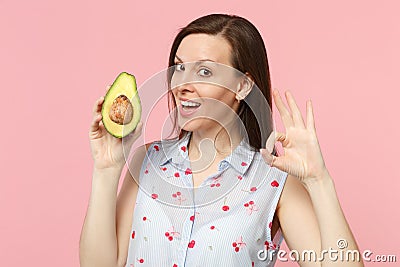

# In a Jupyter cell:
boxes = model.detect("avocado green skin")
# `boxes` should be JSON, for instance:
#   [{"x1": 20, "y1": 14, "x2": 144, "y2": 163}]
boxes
[{"x1": 101, "y1": 72, "x2": 142, "y2": 138}]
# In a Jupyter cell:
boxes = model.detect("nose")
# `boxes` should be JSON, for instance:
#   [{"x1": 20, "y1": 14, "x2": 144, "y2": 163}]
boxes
[{"x1": 171, "y1": 82, "x2": 196, "y2": 97}]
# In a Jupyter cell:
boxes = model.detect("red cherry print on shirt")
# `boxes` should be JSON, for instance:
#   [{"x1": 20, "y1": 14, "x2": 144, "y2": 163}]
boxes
[
  {"x1": 216, "y1": 183, "x2": 220, "y2": 187},
  {"x1": 173, "y1": 265, "x2": 178, "y2": 267},
  {"x1": 131, "y1": 230, "x2": 135, "y2": 239},
  {"x1": 161, "y1": 167, "x2": 167, "y2": 171},
  {"x1": 151, "y1": 193, "x2": 158, "y2": 199},
  {"x1": 222, "y1": 197, "x2": 229, "y2": 211},
  {"x1": 168, "y1": 236, "x2": 173, "y2": 241},
  {"x1": 181, "y1": 146, "x2": 186, "y2": 152},
  {"x1": 174, "y1": 172, "x2": 180, "y2": 178},
  {"x1": 233, "y1": 236, "x2": 246, "y2": 252},
  {"x1": 210, "y1": 225, "x2": 215, "y2": 230},
  {"x1": 249, "y1": 200, "x2": 254, "y2": 205},
  {"x1": 165, "y1": 232, "x2": 170, "y2": 237},
  {"x1": 190, "y1": 215, "x2": 195, "y2": 221},
  {"x1": 250, "y1": 187, "x2": 257, "y2": 192},
  {"x1": 188, "y1": 240, "x2": 195, "y2": 248},
  {"x1": 237, "y1": 175, "x2": 243, "y2": 180},
  {"x1": 185, "y1": 168, "x2": 192, "y2": 175},
  {"x1": 172, "y1": 191, "x2": 186, "y2": 205},
  {"x1": 154, "y1": 145, "x2": 159, "y2": 151},
  {"x1": 144, "y1": 169, "x2": 149, "y2": 174},
  {"x1": 142, "y1": 217, "x2": 147, "y2": 221},
  {"x1": 271, "y1": 180, "x2": 279, "y2": 187},
  {"x1": 241, "y1": 161, "x2": 247, "y2": 166},
  {"x1": 244, "y1": 203, "x2": 249, "y2": 207},
  {"x1": 138, "y1": 258, "x2": 144, "y2": 263}
]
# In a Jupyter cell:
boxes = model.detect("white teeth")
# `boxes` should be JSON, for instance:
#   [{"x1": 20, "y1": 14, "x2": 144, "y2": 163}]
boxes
[{"x1": 181, "y1": 100, "x2": 201, "y2": 107}]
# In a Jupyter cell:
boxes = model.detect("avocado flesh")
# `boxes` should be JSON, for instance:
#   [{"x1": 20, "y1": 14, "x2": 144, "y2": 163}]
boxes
[{"x1": 101, "y1": 72, "x2": 141, "y2": 138}]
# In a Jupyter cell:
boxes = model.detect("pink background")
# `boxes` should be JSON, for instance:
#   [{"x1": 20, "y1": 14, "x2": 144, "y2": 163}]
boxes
[{"x1": 1, "y1": 0, "x2": 399, "y2": 266}]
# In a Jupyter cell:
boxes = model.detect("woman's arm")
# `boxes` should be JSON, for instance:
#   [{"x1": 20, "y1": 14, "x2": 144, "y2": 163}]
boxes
[
  {"x1": 79, "y1": 166, "x2": 124, "y2": 267},
  {"x1": 79, "y1": 144, "x2": 148, "y2": 267},
  {"x1": 277, "y1": 172, "x2": 363, "y2": 267},
  {"x1": 306, "y1": 170, "x2": 362, "y2": 266},
  {"x1": 80, "y1": 92, "x2": 145, "y2": 267},
  {"x1": 261, "y1": 89, "x2": 363, "y2": 266}
]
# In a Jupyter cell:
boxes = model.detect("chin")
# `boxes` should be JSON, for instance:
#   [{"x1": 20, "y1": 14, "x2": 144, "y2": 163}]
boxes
[{"x1": 178, "y1": 117, "x2": 213, "y2": 133}]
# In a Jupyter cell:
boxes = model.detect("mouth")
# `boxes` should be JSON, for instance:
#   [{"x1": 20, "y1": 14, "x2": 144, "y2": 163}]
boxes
[
  {"x1": 181, "y1": 99, "x2": 201, "y2": 108},
  {"x1": 179, "y1": 99, "x2": 202, "y2": 117}
]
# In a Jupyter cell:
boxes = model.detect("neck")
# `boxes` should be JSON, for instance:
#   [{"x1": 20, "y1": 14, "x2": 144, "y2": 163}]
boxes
[{"x1": 187, "y1": 121, "x2": 243, "y2": 161}]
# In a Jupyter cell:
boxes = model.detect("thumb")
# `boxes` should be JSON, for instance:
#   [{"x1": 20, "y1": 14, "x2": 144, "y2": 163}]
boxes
[
  {"x1": 260, "y1": 149, "x2": 287, "y2": 171},
  {"x1": 269, "y1": 155, "x2": 286, "y2": 171},
  {"x1": 260, "y1": 148, "x2": 274, "y2": 166},
  {"x1": 124, "y1": 122, "x2": 143, "y2": 146}
]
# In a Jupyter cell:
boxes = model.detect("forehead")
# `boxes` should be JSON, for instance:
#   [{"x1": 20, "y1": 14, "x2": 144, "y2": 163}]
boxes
[{"x1": 176, "y1": 33, "x2": 232, "y2": 66}]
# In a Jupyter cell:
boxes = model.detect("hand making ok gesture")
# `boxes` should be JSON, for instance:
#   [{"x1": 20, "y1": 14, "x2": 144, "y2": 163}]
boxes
[{"x1": 261, "y1": 89, "x2": 329, "y2": 184}]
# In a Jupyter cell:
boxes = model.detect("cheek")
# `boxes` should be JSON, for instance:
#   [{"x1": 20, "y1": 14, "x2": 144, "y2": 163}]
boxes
[
  {"x1": 198, "y1": 85, "x2": 236, "y2": 104},
  {"x1": 170, "y1": 89, "x2": 178, "y2": 101},
  {"x1": 217, "y1": 90, "x2": 237, "y2": 108}
]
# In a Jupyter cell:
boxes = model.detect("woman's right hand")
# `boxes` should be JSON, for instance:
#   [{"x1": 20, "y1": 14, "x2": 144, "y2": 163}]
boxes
[{"x1": 89, "y1": 86, "x2": 143, "y2": 170}]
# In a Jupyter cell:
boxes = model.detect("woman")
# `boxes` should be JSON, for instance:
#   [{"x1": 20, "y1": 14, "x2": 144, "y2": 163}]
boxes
[{"x1": 80, "y1": 14, "x2": 363, "y2": 267}]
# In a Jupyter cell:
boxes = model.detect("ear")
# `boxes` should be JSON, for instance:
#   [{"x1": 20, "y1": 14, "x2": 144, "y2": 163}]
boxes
[{"x1": 235, "y1": 72, "x2": 254, "y2": 101}]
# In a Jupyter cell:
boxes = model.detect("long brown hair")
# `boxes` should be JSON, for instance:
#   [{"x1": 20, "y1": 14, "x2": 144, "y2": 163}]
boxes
[{"x1": 167, "y1": 13, "x2": 274, "y2": 151}]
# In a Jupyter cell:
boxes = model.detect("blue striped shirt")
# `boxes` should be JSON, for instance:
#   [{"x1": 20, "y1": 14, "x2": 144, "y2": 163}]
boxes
[{"x1": 126, "y1": 131, "x2": 288, "y2": 266}]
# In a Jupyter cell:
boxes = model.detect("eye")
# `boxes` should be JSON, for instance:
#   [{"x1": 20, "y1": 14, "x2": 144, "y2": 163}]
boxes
[
  {"x1": 198, "y1": 68, "x2": 212, "y2": 77},
  {"x1": 174, "y1": 63, "x2": 185, "y2": 72}
]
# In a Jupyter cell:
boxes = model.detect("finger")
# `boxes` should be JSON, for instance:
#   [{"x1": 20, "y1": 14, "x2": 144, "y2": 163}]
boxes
[
  {"x1": 285, "y1": 90, "x2": 306, "y2": 129},
  {"x1": 90, "y1": 113, "x2": 102, "y2": 133},
  {"x1": 92, "y1": 96, "x2": 105, "y2": 117},
  {"x1": 261, "y1": 149, "x2": 284, "y2": 170},
  {"x1": 273, "y1": 131, "x2": 289, "y2": 147},
  {"x1": 270, "y1": 154, "x2": 285, "y2": 170},
  {"x1": 265, "y1": 130, "x2": 286, "y2": 151},
  {"x1": 261, "y1": 131, "x2": 286, "y2": 166},
  {"x1": 260, "y1": 150, "x2": 283, "y2": 170},
  {"x1": 265, "y1": 131, "x2": 276, "y2": 153},
  {"x1": 123, "y1": 122, "x2": 143, "y2": 148},
  {"x1": 273, "y1": 89, "x2": 294, "y2": 128},
  {"x1": 306, "y1": 99, "x2": 316, "y2": 131}
]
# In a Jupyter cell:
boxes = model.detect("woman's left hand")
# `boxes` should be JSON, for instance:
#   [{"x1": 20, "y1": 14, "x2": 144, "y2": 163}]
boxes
[{"x1": 260, "y1": 89, "x2": 329, "y2": 184}]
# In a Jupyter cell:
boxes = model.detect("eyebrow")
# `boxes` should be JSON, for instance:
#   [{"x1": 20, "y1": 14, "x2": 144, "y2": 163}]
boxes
[{"x1": 175, "y1": 55, "x2": 216, "y2": 63}]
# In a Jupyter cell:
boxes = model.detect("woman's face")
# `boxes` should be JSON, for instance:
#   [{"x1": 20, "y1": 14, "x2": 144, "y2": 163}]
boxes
[{"x1": 171, "y1": 33, "x2": 242, "y2": 133}]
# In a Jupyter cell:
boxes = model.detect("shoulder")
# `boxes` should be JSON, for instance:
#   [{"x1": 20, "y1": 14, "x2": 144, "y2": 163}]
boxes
[{"x1": 144, "y1": 136, "x2": 181, "y2": 154}]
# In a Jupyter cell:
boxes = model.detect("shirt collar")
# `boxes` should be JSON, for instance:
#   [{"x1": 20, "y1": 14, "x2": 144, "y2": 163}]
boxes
[
  {"x1": 159, "y1": 132, "x2": 191, "y2": 166},
  {"x1": 159, "y1": 132, "x2": 256, "y2": 176}
]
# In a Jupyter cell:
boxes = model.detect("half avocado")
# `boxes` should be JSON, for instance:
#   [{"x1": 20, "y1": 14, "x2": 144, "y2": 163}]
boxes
[{"x1": 101, "y1": 72, "x2": 141, "y2": 138}]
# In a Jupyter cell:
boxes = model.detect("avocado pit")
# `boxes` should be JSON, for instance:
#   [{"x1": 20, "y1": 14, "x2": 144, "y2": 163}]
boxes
[{"x1": 109, "y1": 95, "x2": 134, "y2": 125}]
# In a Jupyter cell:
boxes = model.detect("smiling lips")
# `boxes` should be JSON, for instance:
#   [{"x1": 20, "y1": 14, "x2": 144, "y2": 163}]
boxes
[{"x1": 178, "y1": 98, "x2": 202, "y2": 117}]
